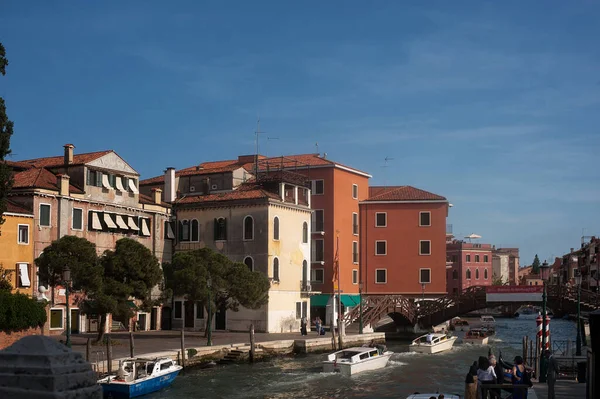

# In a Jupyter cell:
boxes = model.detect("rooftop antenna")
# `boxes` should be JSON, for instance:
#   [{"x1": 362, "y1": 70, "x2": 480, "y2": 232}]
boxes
[
  {"x1": 381, "y1": 156, "x2": 394, "y2": 187},
  {"x1": 265, "y1": 136, "x2": 279, "y2": 157},
  {"x1": 254, "y1": 116, "x2": 266, "y2": 176},
  {"x1": 315, "y1": 142, "x2": 319, "y2": 155}
]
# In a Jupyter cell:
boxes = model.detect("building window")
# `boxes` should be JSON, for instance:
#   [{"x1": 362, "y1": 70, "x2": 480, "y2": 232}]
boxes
[
  {"x1": 312, "y1": 210, "x2": 324, "y2": 232},
  {"x1": 352, "y1": 213, "x2": 358, "y2": 235},
  {"x1": 164, "y1": 221, "x2": 176, "y2": 240},
  {"x1": 484, "y1": 255, "x2": 489, "y2": 263},
  {"x1": 312, "y1": 180, "x2": 324, "y2": 195},
  {"x1": 243, "y1": 216, "x2": 254, "y2": 241},
  {"x1": 375, "y1": 269, "x2": 387, "y2": 284},
  {"x1": 273, "y1": 216, "x2": 280, "y2": 240},
  {"x1": 302, "y1": 222, "x2": 308, "y2": 243},
  {"x1": 273, "y1": 258, "x2": 280, "y2": 281},
  {"x1": 191, "y1": 220, "x2": 200, "y2": 242},
  {"x1": 476, "y1": 269, "x2": 480, "y2": 280},
  {"x1": 39, "y1": 203, "x2": 51, "y2": 227},
  {"x1": 296, "y1": 302, "x2": 302, "y2": 319},
  {"x1": 195, "y1": 302, "x2": 204, "y2": 319},
  {"x1": 18, "y1": 224, "x2": 29, "y2": 244},
  {"x1": 466, "y1": 254, "x2": 471, "y2": 263},
  {"x1": 352, "y1": 184, "x2": 358, "y2": 199},
  {"x1": 71, "y1": 208, "x2": 83, "y2": 230},
  {"x1": 475, "y1": 255, "x2": 480, "y2": 263},
  {"x1": 352, "y1": 269, "x2": 358, "y2": 284},
  {"x1": 375, "y1": 241, "x2": 387, "y2": 255},
  {"x1": 312, "y1": 239, "x2": 324, "y2": 262},
  {"x1": 214, "y1": 217, "x2": 227, "y2": 241},
  {"x1": 50, "y1": 309, "x2": 63, "y2": 329},
  {"x1": 466, "y1": 269, "x2": 471, "y2": 280},
  {"x1": 375, "y1": 212, "x2": 387, "y2": 227},
  {"x1": 179, "y1": 220, "x2": 190, "y2": 242},
  {"x1": 420, "y1": 268, "x2": 431, "y2": 284},
  {"x1": 419, "y1": 240, "x2": 431, "y2": 255},
  {"x1": 244, "y1": 256, "x2": 254, "y2": 271},
  {"x1": 174, "y1": 301, "x2": 183, "y2": 319},
  {"x1": 17, "y1": 263, "x2": 31, "y2": 287},
  {"x1": 452, "y1": 269, "x2": 458, "y2": 280},
  {"x1": 352, "y1": 241, "x2": 359, "y2": 264},
  {"x1": 419, "y1": 211, "x2": 431, "y2": 227},
  {"x1": 484, "y1": 269, "x2": 488, "y2": 280},
  {"x1": 311, "y1": 268, "x2": 324, "y2": 283}
]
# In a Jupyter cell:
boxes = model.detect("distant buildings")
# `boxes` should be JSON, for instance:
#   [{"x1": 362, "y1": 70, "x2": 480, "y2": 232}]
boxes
[
  {"x1": 0, "y1": 201, "x2": 34, "y2": 297},
  {"x1": 493, "y1": 247, "x2": 520, "y2": 284},
  {"x1": 558, "y1": 237, "x2": 599, "y2": 291},
  {"x1": 446, "y1": 241, "x2": 493, "y2": 293}
]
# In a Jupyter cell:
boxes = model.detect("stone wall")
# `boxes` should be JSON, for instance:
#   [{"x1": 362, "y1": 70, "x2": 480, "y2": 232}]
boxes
[{"x1": 0, "y1": 327, "x2": 42, "y2": 351}]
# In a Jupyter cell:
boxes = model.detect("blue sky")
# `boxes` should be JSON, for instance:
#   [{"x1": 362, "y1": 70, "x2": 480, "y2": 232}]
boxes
[{"x1": 1, "y1": 1, "x2": 599, "y2": 264}]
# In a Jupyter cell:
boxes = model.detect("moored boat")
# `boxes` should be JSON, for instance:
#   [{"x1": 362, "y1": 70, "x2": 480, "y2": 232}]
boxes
[
  {"x1": 322, "y1": 346, "x2": 393, "y2": 376},
  {"x1": 409, "y1": 333, "x2": 458, "y2": 354},
  {"x1": 98, "y1": 357, "x2": 182, "y2": 398}
]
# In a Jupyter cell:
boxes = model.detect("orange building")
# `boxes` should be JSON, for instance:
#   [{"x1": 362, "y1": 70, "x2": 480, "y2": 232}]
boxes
[{"x1": 359, "y1": 186, "x2": 450, "y2": 298}]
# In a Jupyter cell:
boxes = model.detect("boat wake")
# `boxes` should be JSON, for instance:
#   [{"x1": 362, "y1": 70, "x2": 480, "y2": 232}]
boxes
[{"x1": 387, "y1": 360, "x2": 408, "y2": 367}]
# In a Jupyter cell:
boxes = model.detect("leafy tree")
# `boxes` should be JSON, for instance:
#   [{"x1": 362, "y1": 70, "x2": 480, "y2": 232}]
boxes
[
  {"x1": 532, "y1": 254, "x2": 541, "y2": 275},
  {"x1": 0, "y1": 264, "x2": 14, "y2": 291},
  {"x1": 0, "y1": 43, "x2": 15, "y2": 228},
  {"x1": 0, "y1": 290, "x2": 47, "y2": 333},
  {"x1": 84, "y1": 238, "x2": 162, "y2": 342},
  {"x1": 491, "y1": 273, "x2": 506, "y2": 286},
  {"x1": 166, "y1": 248, "x2": 270, "y2": 334}
]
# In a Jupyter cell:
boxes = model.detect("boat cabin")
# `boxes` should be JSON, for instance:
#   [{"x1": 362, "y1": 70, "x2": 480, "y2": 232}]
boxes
[
  {"x1": 413, "y1": 333, "x2": 450, "y2": 345},
  {"x1": 327, "y1": 347, "x2": 381, "y2": 363},
  {"x1": 117, "y1": 358, "x2": 176, "y2": 382}
]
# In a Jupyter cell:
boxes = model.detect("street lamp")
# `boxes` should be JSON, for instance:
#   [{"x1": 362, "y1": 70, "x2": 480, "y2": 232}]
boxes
[
  {"x1": 358, "y1": 282, "x2": 363, "y2": 334},
  {"x1": 575, "y1": 269, "x2": 582, "y2": 356},
  {"x1": 539, "y1": 261, "x2": 550, "y2": 382},
  {"x1": 206, "y1": 276, "x2": 212, "y2": 346},
  {"x1": 62, "y1": 266, "x2": 72, "y2": 348}
]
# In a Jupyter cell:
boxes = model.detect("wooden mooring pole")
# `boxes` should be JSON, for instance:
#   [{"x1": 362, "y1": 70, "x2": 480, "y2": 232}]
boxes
[
  {"x1": 129, "y1": 332, "x2": 135, "y2": 358},
  {"x1": 249, "y1": 324, "x2": 255, "y2": 363},
  {"x1": 106, "y1": 334, "x2": 112, "y2": 375},
  {"x1": 180, "y1": 329, "x2": 186, "y2": 369}
]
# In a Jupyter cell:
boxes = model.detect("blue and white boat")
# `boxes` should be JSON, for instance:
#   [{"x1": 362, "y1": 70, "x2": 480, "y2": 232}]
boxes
[{"x1": 98, "y1": 357, "x2": 182, "y2": 398}]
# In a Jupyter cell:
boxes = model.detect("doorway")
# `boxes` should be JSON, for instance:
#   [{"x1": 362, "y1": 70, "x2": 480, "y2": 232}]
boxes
[
  {"x1": 138, "y1": 313, "x2": 147, "y2": 331},
  {"x1": 161, "y1": 307, "x2": 172, "y2": 330},
  {"x1": 215, "y1": 303, "x2": 227, "y2": 330},
  {"x1": 184, "y1": 301, "x2": 195, "y2": 328},
  {"x1": 150, "y1": 308, "x2": 158, "y2": 330},
  {"x1": 70, "y1": 309, "x2": 80, "y2": 334}
]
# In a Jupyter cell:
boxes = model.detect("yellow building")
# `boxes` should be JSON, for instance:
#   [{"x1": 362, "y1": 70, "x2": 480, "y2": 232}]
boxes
[{"x1": 0, "y1": 200, "x2": 35, "y2": 296}]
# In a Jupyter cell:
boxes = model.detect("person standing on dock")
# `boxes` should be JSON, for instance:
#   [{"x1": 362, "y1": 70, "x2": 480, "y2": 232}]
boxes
[
  {"x1": 464, "y1": 361, "x2": 478, "y2": 399},
  {"x1": 315, "y1": 317, "x2": 322, "y2": 335},
  {"x1": 300, "y1": 317, "x2": 308, "y2": 336},
  {"x1": 545, "y1": 350, "x2": 559, "y2": 399}
]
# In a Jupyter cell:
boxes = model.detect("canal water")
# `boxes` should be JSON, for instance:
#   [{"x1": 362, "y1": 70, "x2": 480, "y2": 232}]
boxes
[{"x1": 150, "y1": 318, "x2": 578, "y2": 398}]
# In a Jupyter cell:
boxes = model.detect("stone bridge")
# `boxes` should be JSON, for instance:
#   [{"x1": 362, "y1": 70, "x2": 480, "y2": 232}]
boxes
[{"x1": 343, "y1": 285, "x2": 600, "y2": 329}]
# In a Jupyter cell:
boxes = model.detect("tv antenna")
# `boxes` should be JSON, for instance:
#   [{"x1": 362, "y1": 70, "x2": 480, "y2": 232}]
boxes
[
  {"x1": 315, "y1": 142, "x2": 319, "y2": 154},
  {"x1": 381, "y1": 156, "x2": 394, "y2": 186}
]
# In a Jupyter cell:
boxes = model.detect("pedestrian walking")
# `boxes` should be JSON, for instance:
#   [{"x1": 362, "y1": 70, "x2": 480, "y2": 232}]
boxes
[
  {"x1": 315, "y1": 316, "x2": 322, "y2": 335},
  {"x1": 300, "y1": 317, "x2": 308, "y2": 336},
  {"x1": 545, "y1": 350, "x2": 559, "y2": 399}
]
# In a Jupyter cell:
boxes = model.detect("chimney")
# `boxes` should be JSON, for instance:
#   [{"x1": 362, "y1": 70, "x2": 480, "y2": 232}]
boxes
[
  {"x1": 164, "y1": 167, "x2": 176, "y2": 202},
  {"x1": 63, "y1": 144, "x2": 75, "y2": 165},
  {"x1": 152, "y1": 188, "x2": 163, "y2": 204},
  {"x1": 57, "y1": 174, "x2": 70, "y2": 196}
]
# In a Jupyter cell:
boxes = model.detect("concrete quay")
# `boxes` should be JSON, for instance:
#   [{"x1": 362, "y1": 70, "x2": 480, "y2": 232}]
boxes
[
  {"x1": 530, "y1": 379, "x2": 587, "y2": 399},
  {"x1": 55, "y1": 330, "x2": 385, "y2": 372}
]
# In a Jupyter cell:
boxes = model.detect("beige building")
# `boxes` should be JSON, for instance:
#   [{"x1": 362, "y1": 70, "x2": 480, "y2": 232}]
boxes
[{"x1": 492, "y1": 253, "x2": 510, "y2": 284}]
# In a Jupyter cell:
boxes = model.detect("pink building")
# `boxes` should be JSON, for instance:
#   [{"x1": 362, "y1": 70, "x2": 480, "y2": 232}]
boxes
[{"x1": 446, "y1": 240, "x2": 493, "y2": 293}]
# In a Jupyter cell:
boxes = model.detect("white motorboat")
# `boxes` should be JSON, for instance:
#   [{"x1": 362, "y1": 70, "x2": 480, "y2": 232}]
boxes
[
  {"x1": 463, "y1": 328, "x2": 493, "y2": 345},
  {"x1": 409, "y1": 333, "x2": 458, "y2": 354},
  {"x1": 480, "y1": 315, "x2": 496, "y2": 326},
  {"x1": 322, "y1": 346, "x2": 393, "y2": 376},
  {"x1": 406, "y1": 394, "x2": 460, "y2": 399}
]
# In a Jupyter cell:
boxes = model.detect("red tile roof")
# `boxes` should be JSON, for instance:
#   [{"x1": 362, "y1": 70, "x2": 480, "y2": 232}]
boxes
[
  {"x1": 16, "y1": 150, "x2": 112, "y2": 168},
  {"x1": 366, "y1": 186, "x2": 447, "y2": 201},
  {"x1": 138, "y1": 193, "x2": 171, "y2": 207},
  {"x1": 176, "y1": 188, "x2": 280, "y2": 205},
  {"x1": 140, "y1": 164, "x2": 244, "y2": 185},
  {"x1": 12, "y1": 167, "x2": 84, "y2": 194},
  {"x1": 6, "y1": 200, "x2": 32, "y2": 215}
]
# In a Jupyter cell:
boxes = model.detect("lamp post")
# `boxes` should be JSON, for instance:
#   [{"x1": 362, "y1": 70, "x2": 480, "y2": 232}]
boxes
[
  {"x1": 358, "y1": 282, "x2": 363, "y2": 334},
  {"x1": 575, "y1": 269, "x2": 582, "y2": 356},
  {"x1": 62, "y1": 266, "x2": 72, "y2": 348},
  {"x1": 206, "y1": 276, "x2": 212, "y2": 346},
  {"x1": 539, "y1": 261, "x2": 549, "y2": 382}
]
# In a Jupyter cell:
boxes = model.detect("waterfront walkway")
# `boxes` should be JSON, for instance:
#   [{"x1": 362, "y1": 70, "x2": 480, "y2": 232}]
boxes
[{"x1": 531, "y1": 379, "x2": 587, "y2": 399}]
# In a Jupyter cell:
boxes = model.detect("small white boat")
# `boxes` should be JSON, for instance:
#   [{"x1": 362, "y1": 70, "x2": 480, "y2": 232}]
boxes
[
  {"x1": 322, "y1": 346, "x2": 393, "y2": 376},
  {"x1": 480, "y1": 315, "x2": 496, "y2": 326},
  {"x1": 409, "y1": 333, "x2": 458, "y2": 354},
  {"x1": 98, "y1": 357, "x2": 182, "y2": 398},
  {"x1": 406, "y1": 394, "x2": 460, "y2": 399},
  {"x1": 463, "y1": 328, "x2": 493, "y2": 345}
]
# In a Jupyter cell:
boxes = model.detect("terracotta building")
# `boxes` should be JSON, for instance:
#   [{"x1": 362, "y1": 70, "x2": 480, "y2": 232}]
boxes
[
  {"x1": 7, "y1": 144, "x2": 172, "y2": 335},
  {"x1": 446, "y1": 241, "x2": 493, "y2": 293},
  {"x1": 360, "y1": 186, "x2": 450, "y2": 298}
]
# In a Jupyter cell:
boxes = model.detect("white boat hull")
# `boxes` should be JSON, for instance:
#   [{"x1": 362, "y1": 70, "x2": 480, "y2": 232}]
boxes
[
  {"x1": 322, "y1": 351, "x2": 393, "y2": 376},
  {"x1": 463, "y1": 336, "x2": 489, "y2": 345},
  {"x1": 409, "y1": 336, "x2": 458, "y2": 354}
]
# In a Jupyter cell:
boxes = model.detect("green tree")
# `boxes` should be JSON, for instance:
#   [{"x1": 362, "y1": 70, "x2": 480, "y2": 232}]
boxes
[
  {"x1": 532, "y1": 254, "x2": 541, "y2": 275},
  {"x1": 165, "y1": 248, "x2": 270, "y2": 333},
  {"x1": 0, "y1": 290, "x2": 47, "y2": 333},
  {"x1": 491, "y1": 273, "x2": 506, "y2": 286},
  {"x1": 0, "y1": 43, "x2": 15, "y2": 228},
  {"x1": 0, "y1": 264, "x2": 14, "y2": 291}
]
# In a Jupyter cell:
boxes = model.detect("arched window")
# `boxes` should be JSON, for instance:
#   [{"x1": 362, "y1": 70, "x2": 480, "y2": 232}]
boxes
[
  {"x1": 244, "y1": 256, "x2": 254, "y2": 271},
  {"x1": 302, "y1": 260, "x2": 308, "y2": 288},
  {"x1": 484, "y1": 268, "x2": 488, "y2": 279},
  {"x1": 191, "y1": 219, "x2": 199, "y2": 242},
  {"x1": 452, "y1": 269, "x2": 458, "y2": 280},
  {"x1": 302, "y1": 222, "x2": 308, "y2": 244},
  {"x1": 243, "y1": 216, "x2": 254, "y2": 241},
  {"x1": 179, "y1": 220, "x2": 190, "y2": 242},
  {"x1": 273, "y1": 216, "x2": 280, "y2": 240},
  {"x1": 214, "y1": 217, "x2": 227, "y2": 241},
  {"x1": 273, "y1": 258, "x2": 280, "y2": 281},
  {"x1": 475, "y1": 269, "x2": 480, "y2": 280},
  {"x1": 466, "y1": 269, "x2": 472, "y2": 280}
]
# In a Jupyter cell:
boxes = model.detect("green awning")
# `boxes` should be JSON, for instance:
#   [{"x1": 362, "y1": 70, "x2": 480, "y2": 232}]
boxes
[
  {"x1": 341, "y1": 295, "x2": 361, "y2": 307},
  {"x1": 126, "y1": 300, "x2": 137, "y2": 309},
  {"x1": 310, "y1": 294, "x2": 330, "y2": 307}
]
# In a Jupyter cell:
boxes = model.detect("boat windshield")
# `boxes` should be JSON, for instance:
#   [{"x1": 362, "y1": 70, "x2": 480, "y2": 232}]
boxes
[{"x1": 339, "y1": 351, "x2": 360, "y2": 359}]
